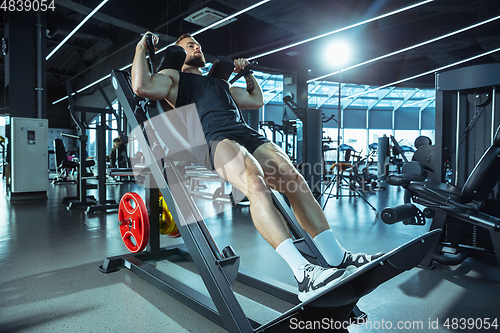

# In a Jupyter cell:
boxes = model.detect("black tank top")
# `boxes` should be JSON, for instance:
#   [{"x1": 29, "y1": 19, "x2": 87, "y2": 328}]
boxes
[{"x1": 175, "y1": 72, "x2": 247, "y2": 137}]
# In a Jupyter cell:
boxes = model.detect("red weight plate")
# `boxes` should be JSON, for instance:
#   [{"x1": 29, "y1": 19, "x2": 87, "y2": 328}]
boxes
[{"x1": 118, "y1": 192, "x2": 150, "y2": 253}]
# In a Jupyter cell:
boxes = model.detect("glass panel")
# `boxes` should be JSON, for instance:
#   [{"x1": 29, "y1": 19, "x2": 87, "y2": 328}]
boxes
[
  {"x1": 343, "y1": 128, "x2": 367, "y2": 154},
  {"x1": 420, "y1": 130, "x2": 435, "y2": 145}
]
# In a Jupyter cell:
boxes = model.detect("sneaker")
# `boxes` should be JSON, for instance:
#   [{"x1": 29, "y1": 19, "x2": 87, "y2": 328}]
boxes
[
  {"x1": 297, "y1": 264, "x2": 350, "y2": 302},
  {"x1": 335, "y1": 251, "x2": 385, "y2": 271}
]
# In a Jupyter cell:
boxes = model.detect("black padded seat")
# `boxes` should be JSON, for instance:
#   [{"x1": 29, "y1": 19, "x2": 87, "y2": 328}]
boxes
[
  {"x1": 388, "y1": 125, "x2": 500, "y2": 210},
  {"x1": 54, "y1": 138, "x2": 77, "y2": 169},
  {"x1": 407, "y1": 178, "x2": 465, "y2": 203},
  {"x1": 387, "y1": 173, "x2": 426, "y2": 187},
  {"x1": 461, "y1": 128, "x2": 500, "y2": 203}
]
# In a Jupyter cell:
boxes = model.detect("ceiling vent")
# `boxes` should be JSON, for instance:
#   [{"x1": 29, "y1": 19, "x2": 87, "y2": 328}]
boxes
[{"x1": 184, "y1": 7, "x2": 236, "y2": 29}]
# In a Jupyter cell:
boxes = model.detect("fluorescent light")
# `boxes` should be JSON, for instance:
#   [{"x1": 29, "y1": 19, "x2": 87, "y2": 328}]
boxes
[
  {"x1": 52, "y1": 74, "x2": 111, "y2": 105},
  {"x1": 403, "y1": 96, "x2": 435, "y2": 108},
  {"x1": 344, "y1": 47, "x2": 500, "y2": 101},
  {"x1": 52, "y1": 63, "x2": 132, "y2": 105},
  {"x1": 308, "y1": 14, "x2": 500, "y2": 83},
  {"x1": 53, "y1": 0, "x2": 269, "y2": 104},
  {"x1": 248, "y1": 0, "x2": 434, "y2": 61},
  {"x1": 46, "y1": 0, "x2": 109, "y2": 60}
]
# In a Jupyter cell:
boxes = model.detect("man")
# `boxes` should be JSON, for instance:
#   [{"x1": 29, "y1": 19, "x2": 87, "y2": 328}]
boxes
[
  {"x1": 109, "y1": 137, "x2": 122, "y2": 168},
  {"x1": 132, "y1": 33, "x2": 382, "y2": 302}
]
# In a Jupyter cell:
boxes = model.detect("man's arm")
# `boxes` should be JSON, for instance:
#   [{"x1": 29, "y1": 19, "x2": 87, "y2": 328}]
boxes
[
  {"x1": 230, "y1": 59, "x2": 264, "y2": 110},
  {"x1": 131, "y1": 33, "x2": 175, "y2": 100}
]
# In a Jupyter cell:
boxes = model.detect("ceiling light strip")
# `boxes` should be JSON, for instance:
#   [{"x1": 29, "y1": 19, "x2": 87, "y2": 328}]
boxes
[
  {"x1": 53, "y1": 0, "x2": 269, "y2": 104},
  {"x1": 344, "y1": 47, "x2": 500, "y2": 101},
  {"x1": 52, "y1": 63, "x2": 131, "y2": 104},
  {"x1": 308, "y1": 14, "x2": 500, "y2": 83},
  {"x1": 403, "y1": 96, "x2": 435, "y2": 108},
  {"x1": 248, "y1": 0, "x2": 434, "y2": 61},
  {"x1": 46, "y1": 0, "x2": 109, "y2": 60}
]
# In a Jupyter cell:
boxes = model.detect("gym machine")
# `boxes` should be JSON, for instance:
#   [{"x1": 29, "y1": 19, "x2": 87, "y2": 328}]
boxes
[
  {"x1": 259, "y1": 120, "x2": 299, "y2": 164},
  {"x1": 0, "y1": 136, "x2": 6, "y2": 177},
  {"x1": 381, "y1": 64, "x2": 500, "y2": 267},
  {"x1": 99, "y1": 36, "x2": 441, "y2": 332},
  {"x1": 281, "y1": 95, "x2": 377, "y2": 215},
  {"x1": 382, "y1": 126, "x2": 500, "y2": 266},
  {"x1": 62, "y1": 81, "x2": 123, "y2": 213}
]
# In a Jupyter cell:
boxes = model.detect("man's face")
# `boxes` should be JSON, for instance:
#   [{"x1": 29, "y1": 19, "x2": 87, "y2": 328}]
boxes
[{"x1": 178, "y1": 37, "x2": 206, "y2": 68}]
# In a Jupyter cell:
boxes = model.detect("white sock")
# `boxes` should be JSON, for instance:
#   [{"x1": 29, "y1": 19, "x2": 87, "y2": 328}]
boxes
[
  {"x1": 275, "y1": 238, "x2": 310, "y2": 282},
  {"x1": 313, "y1": 229, "x2": 346, "y2": 267}
]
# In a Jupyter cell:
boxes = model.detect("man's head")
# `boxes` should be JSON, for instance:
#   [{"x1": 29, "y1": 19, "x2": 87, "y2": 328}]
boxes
[{"x1": 175, "y1": 33, "x2": 206, "y2": 68}]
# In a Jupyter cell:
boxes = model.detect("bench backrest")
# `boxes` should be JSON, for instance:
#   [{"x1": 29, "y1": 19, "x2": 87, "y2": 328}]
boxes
[
  {"x1": 461, "y1": 125, "x2": 500, "y2": 202},
  {"x1": 53, "y1": 138, "x2": 68, "y2": 167}
]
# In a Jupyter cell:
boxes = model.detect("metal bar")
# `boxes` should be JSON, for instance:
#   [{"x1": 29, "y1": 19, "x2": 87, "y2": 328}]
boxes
[
  {"x1": 468, "y1": 214, "x2": 498, "y2": 229},
  {"x1": 455, "y1": 91, "x2": 461, "y2": 185},
  {"x1": 65, "y1": 80, "x2": 88, "y2": 206},
  {"x1": 270, "y1": 190, "x2": 327, "y2": 265},
  {"x1": 36, "y1": 12, "x2": 43, "y2": 119},
  {"x1": 73, "y1": 106, "x2": 109, "y2": 115},
  {"x1": 492, "y1": 87, "x2": 496, "y2": 145},
  {"x1": 124, "y1": 256, "x2": 224, "y2": 327},
  {"x1": 111, "y1": 70, "x2": 255, "y2": 332},
  {"x1": 96, "y1": 123, "x2": 106, "y2": 205},
  {"x1": 337, "y1": 71, "x2": 342, "y2": 197},
  {"x1": 237, "y1": 268, "x2": 298, "y2": 304},
  {"x1": 146, "y1": 185, "x2": 161, "y2": 252}
]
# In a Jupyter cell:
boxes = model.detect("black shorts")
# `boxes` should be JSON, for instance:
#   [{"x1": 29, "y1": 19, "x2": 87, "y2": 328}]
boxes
[{"x1": 204, "y1": 124, "x2": 270, "y2": 171}]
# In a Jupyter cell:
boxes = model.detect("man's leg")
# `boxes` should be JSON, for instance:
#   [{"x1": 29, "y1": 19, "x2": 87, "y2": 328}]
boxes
[
  {"x1": 213, "y1": 139, "x2": 290, "y2": 249},
  {"x1": 253, "y1": 142, "x2": 329, "y2": 237},
  {"x1": 213, "y1": 139, "x2": 349, "y2": 301},
  {"x1": 252, "y1": 142, "x2": 345, "y2": 266},
  {"x1": 253, "y1": 142, "x2": 382, "y2": 270}
]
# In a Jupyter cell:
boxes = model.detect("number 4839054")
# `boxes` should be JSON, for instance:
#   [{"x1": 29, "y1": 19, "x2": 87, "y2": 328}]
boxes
[{"x1": 1, "y1": 0, "x2": 56, "y2": 11}]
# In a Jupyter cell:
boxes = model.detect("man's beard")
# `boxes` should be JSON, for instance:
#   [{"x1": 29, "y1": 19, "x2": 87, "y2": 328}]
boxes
[{"x1": 185, "y1": 55, "x2": 205, "y2": 68}]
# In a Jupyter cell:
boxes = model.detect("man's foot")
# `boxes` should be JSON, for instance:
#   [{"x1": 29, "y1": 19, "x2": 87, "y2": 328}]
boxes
[
  {"x1": 334, "y1": 251, "x2": 385, "y2": 271},
  {"x1": 297, "y1": 264, "x2": 350, "y2": 303}
]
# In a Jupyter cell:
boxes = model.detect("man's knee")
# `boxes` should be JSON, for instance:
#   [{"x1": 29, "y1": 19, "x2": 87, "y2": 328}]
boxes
[{"x1": 246, "y1": 173, "x2": 269, "y2": 196}]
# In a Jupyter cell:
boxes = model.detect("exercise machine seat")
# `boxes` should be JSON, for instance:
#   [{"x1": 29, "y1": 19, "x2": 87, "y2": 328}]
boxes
[
  {"x1": 54, "y1": 138, "x2": 95, "y2": 169},
  {"x1": 54, "y1": 138, "x2": 78, "y2": 169},
  {"x1": 388, "y1": 125, "x2": 500, "y2": 209},
  {"x1": 461, "y1": 126, "x2": 500, "y2": 203}
]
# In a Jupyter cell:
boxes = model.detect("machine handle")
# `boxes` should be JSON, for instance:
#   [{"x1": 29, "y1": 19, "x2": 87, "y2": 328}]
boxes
[{"x1": 229, "y1": 60, "x2": 258, "y2": 84}]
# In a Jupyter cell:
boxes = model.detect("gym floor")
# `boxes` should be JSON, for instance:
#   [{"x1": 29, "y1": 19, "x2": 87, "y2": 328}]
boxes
[{"x1": 1, "y1": 176, "x2": 499, "y2": 333}]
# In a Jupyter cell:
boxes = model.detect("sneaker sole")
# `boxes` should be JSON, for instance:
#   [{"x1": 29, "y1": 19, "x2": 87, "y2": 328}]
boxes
[{"x1": 298, "y1": 270, "x2": 350, "y2": 303}]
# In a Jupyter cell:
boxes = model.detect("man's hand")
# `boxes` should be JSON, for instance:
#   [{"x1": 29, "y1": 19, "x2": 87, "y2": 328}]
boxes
[
  {"x1": 229, "y1": 58, "x2": 263, "y2": 109},
  {"x1": 137, "y1": 32, "x2": 159, "y2": 52},
  {"x1": 233, "y1": 58, "x2": 250, "y2": 73}
]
